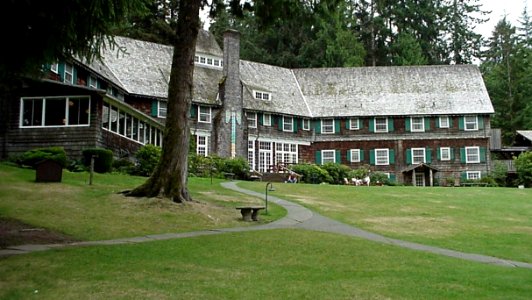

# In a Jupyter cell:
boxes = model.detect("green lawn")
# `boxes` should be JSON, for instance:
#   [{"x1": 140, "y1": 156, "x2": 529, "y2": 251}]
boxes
[
  {"x1": 1, "y1": 229, "x2": 531, "y2": 299},
  {"x1": 1, "y1": 164, "x2": 531, "y2": 299},
  {"x1": 0, "y1": 163, "x2": 284, "y2": 241},
  {"x1": 239, "y1": 181, "x2": 532, "y2": 263}
]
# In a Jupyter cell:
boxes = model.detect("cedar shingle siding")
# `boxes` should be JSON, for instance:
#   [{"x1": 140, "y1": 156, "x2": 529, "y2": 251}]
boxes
[{"x1": 1, "y1": 30, "x2": 495, "y2": 185}]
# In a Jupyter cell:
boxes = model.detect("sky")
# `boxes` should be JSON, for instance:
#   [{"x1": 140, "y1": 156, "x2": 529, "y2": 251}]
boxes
[{"x1": 476, "y1": 0, "x2": 529, "y2": 38}]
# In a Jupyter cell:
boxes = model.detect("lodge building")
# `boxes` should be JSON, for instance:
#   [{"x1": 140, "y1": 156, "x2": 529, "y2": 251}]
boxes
[{"x1": 0, "y1": 30, "x2": 495, "y2": 186}]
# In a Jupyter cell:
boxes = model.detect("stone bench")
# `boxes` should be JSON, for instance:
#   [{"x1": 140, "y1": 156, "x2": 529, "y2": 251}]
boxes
[{"x1": 236, "y1": 206, "x2": 265, "y2": 221}]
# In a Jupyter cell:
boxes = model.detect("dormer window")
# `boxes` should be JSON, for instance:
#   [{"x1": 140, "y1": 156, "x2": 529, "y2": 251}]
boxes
[
  {"x1": 254, "y1": 90, "x2": 271, "y2": 101},
  {"x1": 50, "y1": 63, "x2": 58, "y2": 74},
  {"x1": 195, "y1": 54, "x2": 223, "y2": 69},
  {"x1": 64, "y1": 63, "x2": 74, "y2": 84}
]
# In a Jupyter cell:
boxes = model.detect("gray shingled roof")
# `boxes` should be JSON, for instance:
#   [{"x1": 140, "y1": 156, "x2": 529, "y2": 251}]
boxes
[
  {"x1": 240, "y1": 60, "x2": 312, "y2": 117},
  {"x1": 88, "y1": 32, "x2": 222, "y2": 104},
  {"x1": 517, "y1": 130, "x2": 532, "y2": 142},
  {"x1": 292, "y1": 65, "x2": 494, "y2": 117}
]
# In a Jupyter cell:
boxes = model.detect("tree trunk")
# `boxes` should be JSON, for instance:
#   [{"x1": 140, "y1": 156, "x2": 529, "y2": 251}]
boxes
[{"x1": 127, "y1": 0, "x2": 201, "y2": 203}]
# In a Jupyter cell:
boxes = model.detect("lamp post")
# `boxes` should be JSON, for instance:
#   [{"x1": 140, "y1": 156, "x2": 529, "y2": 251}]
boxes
[{"x1": 265, "y1": 182, "x2": 274, "y2": 214}]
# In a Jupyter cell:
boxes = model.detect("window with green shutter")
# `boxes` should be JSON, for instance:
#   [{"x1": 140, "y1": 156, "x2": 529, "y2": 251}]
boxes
[
  {"x1": 293, "y1": 118, "x2": 299, "y2": 133},
  {"x1": 334, "y1": 119, "x2": 341, "y2": 133},
  {"x1": 389, "y1": 149, "x2": 395, "y2": 164},
  {"x1": 314, "y1": 119, "x2": 321, "y2": 133},
  {"x1": 278, "y1": 116, "x2": 283, "y2": 131},
  {"x1": 315, "y1": 150, "x2": 322, "y2": 164},
  {"x1": 388, "y1": 118, "x2": 394, "y2": 132},
  {"x1": 424, "y1": 118, "x2": 431, "y2": 130},
  {"x1": 151, "y1": 100, "x2": 158, "y2": 117},
  {"x1": 460, "y1": 147, "x2": 466, "y2": 163},
  {"x1": 459, "y1": 117, "x2": 465, "y2": 130},
  {"x1": 480, "y1": 147, "x2": 487, "y2": 162},
  {"x1": 406, "y1": 148, "x2": 412, "y2": 165},
  {"x1": 335, "y1": 150, "x2": 341, "y2": 163},
  {"x1": 369, "y1": 149, "x2": 375, "y2": 165},
  {"x1": 405, "y1": 117, "x2": 411, "y2": 132},
  {"x1": 478, "y1": 116, "x2": 485, "y2": 129},
  {"x1": 369, "y1": 118, "x2": 375, "y2": 132}
]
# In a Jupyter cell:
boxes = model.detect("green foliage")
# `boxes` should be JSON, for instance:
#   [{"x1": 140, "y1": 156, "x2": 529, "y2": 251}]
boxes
[
  {"x1": 82, "y1": 148, "x2": 114, "y2": 173},
  {"x1": 321, "y1": 163, "x2": 351, "y2": 184},
  {"x1": 348, "y1": 166, "x2": 370, "y2": 180},
  {"x1": 491, "y1": 161, "x2": 509, "y2": 187},
  {"x1": 220, "y1": 156, "x2": 250, "y2": 180},
  {"x1": 515, "y1": 151, "x2": 532, "y2": 187},
  {"x1": 132, "y1": 144, "x2": 161, "y2": 176},
  {"x1": 1, "y1": 0, "x2": 147, "y2": 79},
  {"x1": 291, "y1": 164, "x2": 332, "y2": 184},
  {"x1": 112, "y1": 158, "x2": 135, "y2": 174},
  {"x1": 370, "y1": 172, "x2": 389, "y2": 186},
  {"x1": 16, "y1": 146, "x2": 68, "y2": 168}
]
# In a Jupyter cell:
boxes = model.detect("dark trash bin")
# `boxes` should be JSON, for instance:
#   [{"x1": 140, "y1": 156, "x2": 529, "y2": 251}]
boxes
[{"x1": 35, "y1": 159, "x2": 63, "y2": 182}]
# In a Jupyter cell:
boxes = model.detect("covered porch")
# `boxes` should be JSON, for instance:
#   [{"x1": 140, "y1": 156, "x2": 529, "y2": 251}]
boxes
[{"x1": 402, "y1": 163, "x2": 439, "y2": 187}]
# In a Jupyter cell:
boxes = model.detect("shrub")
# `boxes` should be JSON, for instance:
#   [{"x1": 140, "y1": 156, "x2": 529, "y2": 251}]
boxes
[
  {"x1": 219, "y1": 156, "x2": 249, "y2": 180},
  {"x1": 132, "y1": 144, "x2": 161, "y2": 176},
  {"x1": 82, "y1": 148, "x2": 114, "y2": 173},
  {"x1": 321, "y1": 163, "x2": 351, "y2": 184},
  {"x1": 491, "y1": 161, "x2": 508, "y2": 187},
  {"x1": 291, "y1": 164, "x2": 331, "y2": 184},
  {"x1": 370, "y1": 172, "x2": 389, "y2": 185},
  {"x1": 348, "y1": 167, "x2": 370, "y2": 180},
  {"x1": 113, "y1": 158, "x2": 135, "y2": 174},
  {"x1": 515, "y1": 152, "x2": 532, "y2": 187},
  {"x1": 17, "y1": 146, "x2": 67, "y2": 168}
]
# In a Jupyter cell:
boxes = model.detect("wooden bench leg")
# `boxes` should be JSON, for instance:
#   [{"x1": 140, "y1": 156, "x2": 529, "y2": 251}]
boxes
[{"x1": 240, "y1": 208, "x2": 252, "y2": 221}]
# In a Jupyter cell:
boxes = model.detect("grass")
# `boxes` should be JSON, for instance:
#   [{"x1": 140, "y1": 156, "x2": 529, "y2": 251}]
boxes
[
  {"x1": 1, "y1": 229, "x2": 531, "y2": 299},
  {"x1": 238, "y1": 181, "x2": 532, "y2": 263},
  {"x1": 0, "y1": 163, "x2": 285, "y2": 241}
]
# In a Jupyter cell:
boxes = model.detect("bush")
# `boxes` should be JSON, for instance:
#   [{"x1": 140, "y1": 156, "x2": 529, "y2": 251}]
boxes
[
  {"x1": 491, "y1": 161, "x2": 508, "y2": 187},
  {"x1": 113, "y1": 158, "x2": 135, "y2": 174},
  {"x1": 132, "y1": 144, "x2": 161, "y2": 176},
  {"x1": 348, "y1": 166, "x2": 370, "y2": 181},
  {"x1": 291, "y1": 164, "x2": 332, "y2": 184},
  {"x1": 370, "y1": 171, "x2": 389, "y2": 185},
  {"x1": 219, "y1": 156, "x2": 249, "y2": 180},
  {"x1": 82, "y1": 148, "x2": 114, "y2": 173},
  {"x1": 17, "y1": 146, "x2": 67, "y2": 168},
  {"x1": 321, "y1": 163, "x2": 351, "y2": 184},
  {"x1": 515, "y1": 152, "x2": 532, "y2": 187}
]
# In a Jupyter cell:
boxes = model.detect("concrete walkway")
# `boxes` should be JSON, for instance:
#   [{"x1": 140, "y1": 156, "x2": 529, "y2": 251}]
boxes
[{"x1": 1, "y1": 181, "x2": 531, "y2": 270}]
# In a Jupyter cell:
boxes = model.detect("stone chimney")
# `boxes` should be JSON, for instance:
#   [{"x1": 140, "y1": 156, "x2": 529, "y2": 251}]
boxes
[{"x1": 213, "y1": 30, "x2": 246, "y2": 158}]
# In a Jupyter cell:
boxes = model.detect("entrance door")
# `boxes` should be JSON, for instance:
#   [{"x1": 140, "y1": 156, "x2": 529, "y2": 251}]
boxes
[{"x1": 415, "y1": 173, "x2": 425, "y2": 187}]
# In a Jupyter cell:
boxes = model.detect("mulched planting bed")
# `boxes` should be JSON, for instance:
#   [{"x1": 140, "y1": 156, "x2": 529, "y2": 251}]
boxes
[{"x1": 0, "y1": 218, "x2": 78, "y2": 248}]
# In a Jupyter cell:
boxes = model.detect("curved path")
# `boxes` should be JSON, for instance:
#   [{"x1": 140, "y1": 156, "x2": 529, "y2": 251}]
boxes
[{"x1": 1, "y1": 181, "x2": 531, "y2": 270}]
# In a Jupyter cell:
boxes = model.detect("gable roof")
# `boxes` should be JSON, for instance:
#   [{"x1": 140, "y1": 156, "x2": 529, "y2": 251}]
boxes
[
  {"x1": 240, "y1": 60, "x2": 312, "y2": 117},
  {"x1": 83, "y1": 32, "x2": 223, "y2": 104},
  {"x1": 291, "y1": 65, "x2": 494, "y2": 118},
  {"x1": 517, "y1": 130, "x2": 532, "y2": 142}
]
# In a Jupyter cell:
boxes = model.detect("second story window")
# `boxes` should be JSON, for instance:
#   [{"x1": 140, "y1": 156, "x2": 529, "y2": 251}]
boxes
[
  {"x1": 50, "y1": 63, "x2": 58, "y2": 74},
  {"x1": 302, "y1": 119, "x2": 310, "y2": 130},
  {"x1": 375, "y1": 149, "x2": 389, "y2": 165},
  {"x1": 374, "y1": 117, "x2": 388, "y2": 133},
  {"x1": 411, "y1": 117, "x2": 425, "y2": 132},
  {"x1": 440, "y1": 147, "x2": 451, "y2": 161},
  {"x1": 198, "y1": 106, "x2": 211, "y2": 123},
  {"x1": 411, "y1": 148, "x2": 426, "y2": 164},
  {"x1": 283, "y1": 116, "x2": 293, "y2": 132},
  {"x1": 464, "y1": 116, "x2": 478, "y2": 131},
  {"x1": 64, "y1": 63, "x2": 74, "y2": 84},
  {"x1": 263, "y1": 113, "x2": 271, "y2": 126},
  {"x1": 322, "y1": 119, "x2": 334, "y2": 134},
  {"x1": 88, "y1": 75, "x2": 97, "y2": 89},
  {"x1": 439, "y1": 116, "x2": 450, "y2": 128},
  {"x1": 158, "y1": 101, "x2": 167, "y2": 118},
  {"x1": 246, "y1": 112, "x2": 257, "y2": 128},
  {"x1": 349, "y1": 118, "x2": 360, "y2": 130},
  {"x1": 465, "y1": 146, "x2": 480, "y2": 163}
]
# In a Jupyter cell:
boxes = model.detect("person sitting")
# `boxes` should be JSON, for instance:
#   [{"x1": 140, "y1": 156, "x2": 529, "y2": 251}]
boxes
[{"x1": 287, "y1": 173, "x2": 297, "y2": 183}]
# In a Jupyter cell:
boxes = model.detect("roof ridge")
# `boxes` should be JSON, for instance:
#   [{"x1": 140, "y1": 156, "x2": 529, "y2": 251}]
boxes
[{"x1": 291, "y1": 69, "x2": 313, "y2": 118}]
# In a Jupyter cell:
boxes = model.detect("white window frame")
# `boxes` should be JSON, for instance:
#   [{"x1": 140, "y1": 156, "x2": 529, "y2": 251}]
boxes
[
  {"x1": 64, "y1": 63, "x2": 74, "y2": 84},
  {"x1": 253, "y1": 90, "x2": 272, "y2": 101},
  {"x1": 198, "y1": 106, "x2": 211, "y2": 123},
  {"x1": 464, "y1": 115, "x2": 478, "y2": 131},
  {"x1": 374, "y1": 117, "x2": 388, "y2": 133},
  {"x1": 466, "y1": 171, "x2": 481, "y2": 180},
  {"x1": 439, "y1": 116, "x2": 450, "y2": 128},
  {"x1": 350, "y1": 149, "x2": 361, "y2": 162},
  {"x1": 440, "y1": 147, "x2": 451, "y2": 161},
  {"x1": 196, "y1": 135, "x2": 208, "y2": 157},
  {"x1": 20, "y1": 96, "x2": 91, "y2": 128},
  {"x1": 50, "y1": 63, "x2": 58, "y2": 74},
  {"x1": 321, "y1": 119, "x2": 335, "y2": 134},
  {"x1": 321, "y1": 150, "x2": 336, "y2": 164},
  {"x1": 247, "y1": 112, "x2": 257, "y2": 128},
  {"x1": 349, "y1": 118, "x2": 359, "y2": 130},
  {"x1": 248, "y1": 140, "x2": 255, "y2": 170},
  {"x1": 275, "y1": 142, "x2": 298, "y2": 166},
  {"x1": 411, "y1": 117, "x2": 425, "y2": 132},
  {"x1": 158, "y1": 101, "x2": 167, "y2": 118},
  {"x1": 302, "y1": 119, "x2": 310, "y2": 131},
  {"x1": 411, "y1": 148, "x2": 426, "y2": 164},
  {"x1": 88, "y1": 75, "x2": 98, "y2": 89},
  {"x1": 263, "y1": 113, "x2": 272, "y2": 126},
  {"x1": 375, "y1": 148, "x2": 390, "y2": 166},
  {"x1": 283, "y1": 116, "x2": 293, "y2": 132},
  {"x1": 465, "y1": 146, "x2": 480, "y2": 163}
]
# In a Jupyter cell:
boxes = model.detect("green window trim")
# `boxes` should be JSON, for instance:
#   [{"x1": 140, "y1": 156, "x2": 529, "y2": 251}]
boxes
[
  {"x1": 314, "y1": 120, "x2": 321, "y2": 134},
  {"x1": 405, "y1": 118, "x2": 411, "y2": 132},
  {"x1": 315, "y1": 150, "x2": 322, "y2": 165},
  {"x1": 369, "y1": 118, "x2": 375, "y2": 132},
  {"x1": 346, "y1": 150, "x2": 351, "y2": 162},
  {"x1": 389, "y1": 149, "x2": 395, "y2": 164},
  {"x1": 278, "y1": 116, "x2": 283, "y2": 131},
  {"x1": 425, "y1": 147, "x2": 432, "y2": 163},
  {"x1": 293, "y1": 118, "x2": 299, "y2": 133},
  {"x1": 406, "y1": 148, "x2": 412, "y2": 165},
  {"x1": 346, "y1": 119, "x2": 350, "y2": 129},
  {"x1": 459, "y1": 117, "x2": 465, "y2": 130},
  {"x1": 369, "y1": 149, "x2": 375, "y2": 165},
  {"x1": 335, "y1": 150, "x2": 341, "y2": 163},
  {"x1": 151, "y1": 100, "x2": 158, "y2": 117},
  {"x1": 478, "y1": 116, "x2": 485, "y2": 129},
  {"x1": 425, "y1": 117, "x2": 431, "y2": 130},
  {"x1": 334, "y1": 119, "x2": 341, "y2": 134},
  {"x1": 388, "y1": 118, "x2": 394, "y2": 132}
]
